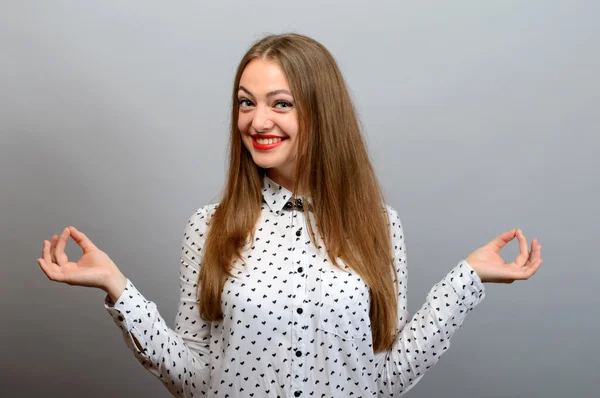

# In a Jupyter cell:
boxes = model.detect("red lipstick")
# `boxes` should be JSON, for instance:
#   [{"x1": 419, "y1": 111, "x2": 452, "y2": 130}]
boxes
[{"x1": 251, "y1": 135, "x2": 287, "y2": 151}]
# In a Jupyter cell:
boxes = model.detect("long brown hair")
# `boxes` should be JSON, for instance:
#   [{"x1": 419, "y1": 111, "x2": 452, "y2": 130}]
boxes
[{"x1": 198, "y1": 33, "x2": 398, "y2": 353}]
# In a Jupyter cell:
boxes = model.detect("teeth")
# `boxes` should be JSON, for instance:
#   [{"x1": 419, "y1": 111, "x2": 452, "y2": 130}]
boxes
[{"x1": 256, "y1": 137, "x2": 283, "y2": 145}]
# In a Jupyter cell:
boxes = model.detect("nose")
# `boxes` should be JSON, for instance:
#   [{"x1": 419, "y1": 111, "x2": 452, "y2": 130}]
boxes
[{"x1": 251, "y1": 104, "x2": 274, "y2": 132}]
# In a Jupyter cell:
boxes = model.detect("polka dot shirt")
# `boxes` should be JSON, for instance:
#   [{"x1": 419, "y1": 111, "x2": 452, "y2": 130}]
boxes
[{"x1": 104, "y1": 175, "x2": 486, "y2": 397}]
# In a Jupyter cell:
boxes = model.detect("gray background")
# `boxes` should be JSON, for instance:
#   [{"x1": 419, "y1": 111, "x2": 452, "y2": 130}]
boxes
[{"x1": 1, "y1": 1, "x2": 598, "y2": 397}]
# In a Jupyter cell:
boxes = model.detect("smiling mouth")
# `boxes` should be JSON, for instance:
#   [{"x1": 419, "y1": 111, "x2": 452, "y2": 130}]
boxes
[
  {"x1": 251, "y1": 136, "x2": 287, "y2": 150},
  {"x1": 254, "y1": 136, "x2": 286, "y2": 145}
]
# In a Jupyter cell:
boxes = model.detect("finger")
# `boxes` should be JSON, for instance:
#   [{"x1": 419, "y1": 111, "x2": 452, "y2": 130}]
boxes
[
  {"x1": 522, "y1": 258, "x2": 543, "y2": 279},
  {"x1": 68, "y1": 226, "x2": 98, "y2": 253},
  {"x1": 533, "y1": 244, "x2": 542, "y2": 268},
  {"x1": 40, "y1": 241, "x2": 64, "y2": 281},
  {"x1": 490, "y1": 229, "x2": 518, "y2": 252},
  {"x1": 55, "y1": 227, "x2": 70, "y2": 267},
  {"x1": 42, "y1": 239, "x2": 55, "y2": 266},
  {"x1": 37, "y1": 256, "x2": 65, "y2": 283},
  {"x1": 515, "y1": 229, "x2": 529, "y2": 267},
  {"x1": 530, "y1": 240, "x2": 541, "y2": 263},
  {"x1": 38, "y1": 255, "x2": 53, "y2": 280},
  {"x1": 50, "y1": 234, "x2": 58, "y2": 264},
  {"x1": 520, "y1": 244, "x2": 542, "y2": 276}
]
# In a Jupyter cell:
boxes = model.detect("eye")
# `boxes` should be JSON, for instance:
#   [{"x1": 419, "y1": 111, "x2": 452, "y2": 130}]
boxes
[
  {"x1": 274, "y1": 101, "x2": 293, "y2": 109},
  {"x1": 238, "y1": 98, "x2": 254, "y2": 108}
]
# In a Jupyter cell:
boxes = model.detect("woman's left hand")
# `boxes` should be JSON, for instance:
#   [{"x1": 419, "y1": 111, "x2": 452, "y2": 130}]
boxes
[{"x1": 465, "y1": 228, "x2": 543, "y2": 284}]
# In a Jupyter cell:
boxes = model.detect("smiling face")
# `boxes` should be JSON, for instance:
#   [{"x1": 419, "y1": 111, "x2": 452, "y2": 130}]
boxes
[{"x1": 237, "y1": 58, "x2": 299, "y2": 188}]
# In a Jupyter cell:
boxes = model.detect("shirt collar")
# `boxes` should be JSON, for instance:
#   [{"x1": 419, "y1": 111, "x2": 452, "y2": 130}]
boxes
[{"x1": 261, "y1": 174, "x2": 311, "y2": 213}]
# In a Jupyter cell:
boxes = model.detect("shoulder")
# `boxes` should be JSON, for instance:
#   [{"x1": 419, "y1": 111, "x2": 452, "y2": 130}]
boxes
[
  {"x1": 193, "y1": 202, "x2": 220, "y2": 221},
  {"x1": 184, "y1": 203, "x2": 221, "y2": 233},
  {"x1": 180, "y1": 203, "x2": 220, "y2": 252},
  {"x1": 382, "y1": 203, "x2": 402, "y2": 227},
  {"x1": 382, "y1": 203, "x2": 405, "y2": 245}
]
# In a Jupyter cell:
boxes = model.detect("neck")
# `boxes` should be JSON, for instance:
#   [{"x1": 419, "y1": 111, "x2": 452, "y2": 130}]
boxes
[{"x1": 266, "y1": 168, "x2": 305, "y2": 195}]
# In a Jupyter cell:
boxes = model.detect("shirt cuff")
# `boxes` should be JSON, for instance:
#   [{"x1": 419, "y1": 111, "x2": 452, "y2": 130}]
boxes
[
  {"x1": 104, "y1": 278, "x2": 148, "y2": 329},
  {"x1": 443, "y1": 259, "x2": 486, "y2": 310}
]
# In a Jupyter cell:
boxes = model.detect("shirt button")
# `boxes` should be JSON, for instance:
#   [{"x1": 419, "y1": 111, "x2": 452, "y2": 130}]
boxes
[
  {"x1": 296, "y1": 229, "x2": 301, "y2": 236},
  {"x1": 297, "y1": 266, "x2": 303, "y2": 273},
  {"x1": 294, "y1": 391, "x2": 302, "y2": 397},
  {"x1": 296, "y1": 308, "x2": 303, "y2": 314},
  {"x1": 295, "y1": 350, "x2": 302, "y2": 357}
]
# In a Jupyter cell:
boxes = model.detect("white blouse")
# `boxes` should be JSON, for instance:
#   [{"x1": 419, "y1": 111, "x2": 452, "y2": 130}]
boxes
[{"x1": 104, "y1": 175, "x2": 486, "y2": 397}]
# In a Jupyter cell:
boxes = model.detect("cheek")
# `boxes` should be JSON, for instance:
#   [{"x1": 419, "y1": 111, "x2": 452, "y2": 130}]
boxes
[
  {"x1": 280, "y1": 117, "x2": 299, "y2": 139},
  {"x1": 237, "y1": 115, "x2": 250, "y2": 133}
]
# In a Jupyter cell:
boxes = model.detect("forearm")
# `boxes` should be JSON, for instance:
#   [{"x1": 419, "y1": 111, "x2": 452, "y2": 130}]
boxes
[
  {"x1": 104, "y1": 278, "x2": 211, "y2": 397},
  {"x1": 377, "y1": 260, "x2": 486, "y2": 395}
]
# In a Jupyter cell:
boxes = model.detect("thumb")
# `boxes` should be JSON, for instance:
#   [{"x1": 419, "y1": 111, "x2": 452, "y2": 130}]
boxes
[
  {"x1": 68, "y1": 226, "x2": 99, "y2": 253},
  {"x1": 489, "y1": 228, "x2": 518, "y2": 252}
]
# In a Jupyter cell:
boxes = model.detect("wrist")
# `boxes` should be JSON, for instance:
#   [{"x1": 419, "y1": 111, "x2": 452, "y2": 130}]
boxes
[
  {"x1": 465, "y1": 257, "x2": 487, "y2": 283},
  {"x1": 103, "y1": 269, "x2": 128, "y2": 303}
]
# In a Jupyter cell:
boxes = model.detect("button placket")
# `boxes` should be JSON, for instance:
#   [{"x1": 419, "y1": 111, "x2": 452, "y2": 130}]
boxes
[{"x1": 290, "y1": 211, "x2": 307, "y2": 396}]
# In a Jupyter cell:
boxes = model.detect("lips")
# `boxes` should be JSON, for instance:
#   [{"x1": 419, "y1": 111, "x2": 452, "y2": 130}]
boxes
[
  {"x1": 251, "y1": 135, "x2": 287, "y2": 151},
  {"x1": 251, "y1": 134, "x2": 287, "y2": 140}
]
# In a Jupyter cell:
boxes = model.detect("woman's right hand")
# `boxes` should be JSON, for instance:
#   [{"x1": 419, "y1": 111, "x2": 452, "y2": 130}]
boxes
[{"x1": 37, "y1": 226, "x2": 125, "y2": 295}]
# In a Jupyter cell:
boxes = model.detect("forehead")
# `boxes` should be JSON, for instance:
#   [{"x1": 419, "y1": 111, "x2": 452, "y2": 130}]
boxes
[{"x1": 239, "y1": 58, "x2": 291, "y2": 91}]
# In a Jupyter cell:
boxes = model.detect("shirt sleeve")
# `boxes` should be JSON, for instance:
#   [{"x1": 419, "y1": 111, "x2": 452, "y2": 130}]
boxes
[
  {"x1": 375, "y1": 206, "x2": 486, "y2": 396},
  {"x1": 104, "y1": 204, "x2": 217, "y2": 397}
]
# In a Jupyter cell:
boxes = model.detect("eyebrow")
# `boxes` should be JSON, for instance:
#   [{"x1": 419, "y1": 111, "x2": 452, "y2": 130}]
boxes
[{"x1": 238, "y1": 86, "x2": 293, "y2": 98}]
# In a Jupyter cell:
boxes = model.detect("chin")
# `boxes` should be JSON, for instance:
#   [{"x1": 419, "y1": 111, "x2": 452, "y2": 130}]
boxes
[{"x1": 253, "y1": 159, "x2": 282, "y2": 170}]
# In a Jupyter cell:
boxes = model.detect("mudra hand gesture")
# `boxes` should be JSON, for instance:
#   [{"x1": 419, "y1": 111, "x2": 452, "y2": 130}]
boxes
[
  {"x1": 466, "y1": 228, "x2": 543, "y2": 283},
  {"x1": 36, "y1": 226, "x2": 124, "y2": 293},
  {"x1": 38, "y1": 225, "x2": 541, "y2": 293}
]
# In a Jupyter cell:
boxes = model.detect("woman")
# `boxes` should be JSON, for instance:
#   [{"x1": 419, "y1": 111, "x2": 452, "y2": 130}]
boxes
[{"x1": 37, "y1": 33, "x2": 542, "y2": 397}]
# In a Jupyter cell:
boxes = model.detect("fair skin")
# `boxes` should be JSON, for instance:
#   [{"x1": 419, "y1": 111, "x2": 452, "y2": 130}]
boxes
[
  {"x1": 237, "y1": 58, "x2": 300, "y2": 192},
  {"x1": 37, "y1": 60, "x2": 543, "y2": 333}
]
